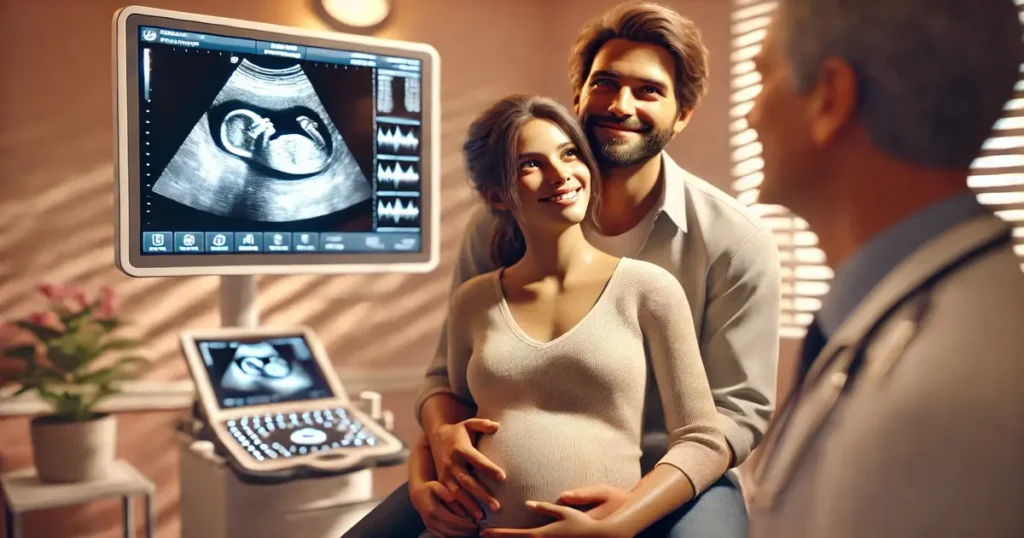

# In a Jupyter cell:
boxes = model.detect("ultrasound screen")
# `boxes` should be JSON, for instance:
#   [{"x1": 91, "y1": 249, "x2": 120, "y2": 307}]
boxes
[
  {"x1": 137, "y1": 26, "x2": 423, "y2": 256},
  {"x1": 196, "y1": 335, "x2": 334, "y2": 409}
]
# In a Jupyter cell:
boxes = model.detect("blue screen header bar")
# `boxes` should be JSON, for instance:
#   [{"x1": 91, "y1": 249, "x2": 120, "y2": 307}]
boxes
[{"x1": 139, "y1": 26, "x2": 422, "y2": 71}]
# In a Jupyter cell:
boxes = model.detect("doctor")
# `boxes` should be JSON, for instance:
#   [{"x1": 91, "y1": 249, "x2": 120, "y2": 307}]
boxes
[{"x1": 745, "y1": 0, "x2": 1024, "y2": 536}]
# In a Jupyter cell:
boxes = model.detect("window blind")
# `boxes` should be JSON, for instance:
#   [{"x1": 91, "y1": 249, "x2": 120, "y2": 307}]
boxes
[
  {"x1": 730, "y1": 0, "x2": 830, "y2": 339},
  {"x1": 969, "y1": 0, "x2": 1024, "y2": 270},
  {"x1": 729, "y1": 0, "x2": 1024, "y2": 339}
]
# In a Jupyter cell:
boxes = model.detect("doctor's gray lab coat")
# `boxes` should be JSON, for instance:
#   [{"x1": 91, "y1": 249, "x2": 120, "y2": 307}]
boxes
[{"x1": 747, "y1": 213, "x2": 1024, "y2": 538}]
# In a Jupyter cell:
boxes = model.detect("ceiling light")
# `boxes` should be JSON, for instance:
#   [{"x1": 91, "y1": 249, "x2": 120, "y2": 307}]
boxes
[{"x1": 320, "y1": 0, "x2": 392, "y2": 29}]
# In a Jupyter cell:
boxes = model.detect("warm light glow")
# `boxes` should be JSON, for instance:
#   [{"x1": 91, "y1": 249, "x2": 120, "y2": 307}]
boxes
[
  {"x1": 982, "y1": 136, "x2": 1024, "y2": 151},
  {"x1": 731, "y1": 128, "x2": 759, "y2": 147},
  {"x1": 736, "y1": 189, "x2": 760, "y2": 205},
  {"x1": 321, "y1": 0, "x2": 391, "y2": 28},
  {"x1": 977, "y1": 191, "x2": 1024, "y2": 205},
  {"x1": 732, "y1": 2, "x2": 777, "y2": 21},
  {"x1": 732, "y1": 84, "x2": 763, "y2": 103},
  {"x1": 732, "y1": 141, "x2": 762, "y2": 161},
  {"x1": 730, "y1": 100, "x2": 755, "y2": 118},
  {"x1": 794, "y1": 281, "x2": 830, "y2": 296},
  {"x1": 732, "y1": 156, "x2": 763, "y2": 177},
  {"x1": 732, "y1": 171, "x2": 764, "y2": 192}
]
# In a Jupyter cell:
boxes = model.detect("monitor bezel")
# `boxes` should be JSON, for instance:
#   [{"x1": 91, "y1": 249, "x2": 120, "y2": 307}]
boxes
[
  {"x1": 113, "y1": 6, "x2": 440, "y2": 277},
  {"x1": 179, "y1": 325, "x2": 352, "y2": 420}
]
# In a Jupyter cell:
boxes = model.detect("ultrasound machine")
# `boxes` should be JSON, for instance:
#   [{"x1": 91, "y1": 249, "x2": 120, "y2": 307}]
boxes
[{"x1": 112, "y1": 5, "x2": 439, "y2": 536}]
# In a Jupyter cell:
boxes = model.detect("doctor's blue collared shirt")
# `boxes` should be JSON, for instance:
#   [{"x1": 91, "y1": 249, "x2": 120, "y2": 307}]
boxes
[{"x1": 817, "y1": 191, "x2": 992, "y2": 338}]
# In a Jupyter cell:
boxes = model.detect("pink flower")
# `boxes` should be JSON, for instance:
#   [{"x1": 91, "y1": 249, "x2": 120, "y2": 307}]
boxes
[
  {"x1": 37, "y1": 283, "x2": 93, "y2": 313},
  {"x1": 38, "y1": 283, "x2": 63, "y2": 300},
  {"x1": 98, "y1": 285, "x2": 118, "y2": 318},
  {"x1": 26, "y1": 311, "x2": 61, "y2": 329},
  {"x1": 71, "y1": 288, "x2": 89, "y2": 310}
]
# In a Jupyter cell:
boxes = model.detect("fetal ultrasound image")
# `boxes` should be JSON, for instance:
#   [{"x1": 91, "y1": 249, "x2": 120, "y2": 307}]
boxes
[
  {"x1": 200, "y1": 337, "x2": 331, "y2": 408},
  {"x1": 150, "y1": 55, "x2": 372, "y2": 222},
  {"x1": 219, "y1": 341, "x2": 314, "y2": 395}
]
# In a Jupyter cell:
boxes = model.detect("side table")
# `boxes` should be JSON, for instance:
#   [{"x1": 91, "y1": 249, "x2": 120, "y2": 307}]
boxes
[{"x1": 1, "y1": 459, "x2": 155, "y2": 538}]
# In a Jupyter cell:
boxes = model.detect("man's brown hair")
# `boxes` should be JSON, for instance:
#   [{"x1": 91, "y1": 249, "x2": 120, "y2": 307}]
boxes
[{"x1": 569, "y1": 1, "x2": 710, "y2": 114}]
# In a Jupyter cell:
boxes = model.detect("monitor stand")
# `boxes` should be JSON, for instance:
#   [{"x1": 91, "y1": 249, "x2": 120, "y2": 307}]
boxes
[
  {"x1": 188, "y1": 275, "x2": 259, "y2": 426},
  {"x1": 220, "y1": 275, "x2": 259, "y2": 329}
]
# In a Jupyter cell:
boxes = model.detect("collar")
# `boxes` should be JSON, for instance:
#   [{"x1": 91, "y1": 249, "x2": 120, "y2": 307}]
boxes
[
  {"x1": 805, "y1": 210, "x2": 1011, "y2": 385},
  {"x1": 657, "y1": 151, "x2": 689, "y2": 232},
  {"x1": 817, "y1": 191, "x2": 992, "y2": 337}
]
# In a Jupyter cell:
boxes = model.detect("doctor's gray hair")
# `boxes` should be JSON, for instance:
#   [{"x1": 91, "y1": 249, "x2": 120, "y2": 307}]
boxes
[{"x1": 779, "y1": 0, "x2": 1023, "y2": 169}]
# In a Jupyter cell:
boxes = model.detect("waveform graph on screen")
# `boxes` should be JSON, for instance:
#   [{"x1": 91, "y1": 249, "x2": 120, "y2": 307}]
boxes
[
  {"x1": 376, "y1": 196, "x2": 421, "y2": 230},
  {"x1": 376, "y1": 161, "x2": 420, "y2": 192},
  {"x1": 376, "y1": 125, "x2": 420, "y2": 156},
  {"x1": 377, "y1": 74, "x2": 394, "y2": 114},
  {"x1": 404, "y1": 76, "x2": 421, "y2": 114},
  {"x1": 376, "y1": 73, "x2": 421, "y2": 116}
]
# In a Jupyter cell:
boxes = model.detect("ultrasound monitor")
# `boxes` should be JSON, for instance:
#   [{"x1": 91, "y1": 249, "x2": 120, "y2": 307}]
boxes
[
  {"x1": 180, "y1": 326, "x2": 406, "y2": 477},
  {"x1": 113, "y1": 6, "x2": 439, "y2": 277}
]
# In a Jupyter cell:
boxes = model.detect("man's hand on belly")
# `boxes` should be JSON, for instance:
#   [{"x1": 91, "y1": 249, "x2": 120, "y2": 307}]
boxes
[
  {"x1": 430, "y1": 418, "x2": 507, "y2": 514},
  {"x1": 410, "y1": 480, "x2": 480, "y2": 537}
]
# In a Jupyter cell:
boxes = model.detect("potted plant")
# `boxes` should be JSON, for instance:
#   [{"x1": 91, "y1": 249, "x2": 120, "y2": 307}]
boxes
[{"x1": 1, "y1": 283, "x2": 146, "y2": 483}]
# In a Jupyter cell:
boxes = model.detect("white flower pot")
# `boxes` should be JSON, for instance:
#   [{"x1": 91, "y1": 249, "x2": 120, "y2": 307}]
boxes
[{"x1": 29, "y1": 413, "x2": 117, "y2": 483}]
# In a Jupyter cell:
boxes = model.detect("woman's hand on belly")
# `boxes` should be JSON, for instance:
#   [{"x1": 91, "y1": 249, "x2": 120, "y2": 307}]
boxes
[
  {"x1": 430, "y1": 418, "x2": 507, "y2": 513},
  {"x1": 479, "y1": 500, "x2": 630, "y2": 538},
  {"x1": 557, "y1": 485, "x2": 632, "y2": 520}
]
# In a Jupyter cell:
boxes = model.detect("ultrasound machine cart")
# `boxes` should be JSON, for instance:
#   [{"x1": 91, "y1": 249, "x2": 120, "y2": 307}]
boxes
[
  {"x1": 175, "y1": 326, "x2": 408, "y2": 538},
  {"x1": 113, "y1": 3, "x2": 440, "y2": 536}
]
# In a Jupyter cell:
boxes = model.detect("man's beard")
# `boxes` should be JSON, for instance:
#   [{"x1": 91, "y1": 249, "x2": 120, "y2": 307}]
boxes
[{"x1": 584, "y1": 115, "x2": 673, "y2": 168}]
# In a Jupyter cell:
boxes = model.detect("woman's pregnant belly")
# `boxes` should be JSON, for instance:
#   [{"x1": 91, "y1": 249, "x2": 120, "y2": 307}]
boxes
[{"x1": 472, "y1": 409, "x2": 642, "y2": 530}]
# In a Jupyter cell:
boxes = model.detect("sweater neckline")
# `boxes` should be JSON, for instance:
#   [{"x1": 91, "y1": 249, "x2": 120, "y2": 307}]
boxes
[{"x1": 493, "y1": 258, "x2": 626, "y2": 349}]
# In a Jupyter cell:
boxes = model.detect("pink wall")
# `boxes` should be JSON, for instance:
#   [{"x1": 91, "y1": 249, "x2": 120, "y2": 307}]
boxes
[{"x1": 0, "y1": 1, "x2": 792, "y2": 535}]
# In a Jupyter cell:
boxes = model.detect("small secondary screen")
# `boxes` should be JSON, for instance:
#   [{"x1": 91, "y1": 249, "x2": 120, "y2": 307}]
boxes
[{"x1": 194, "y1": 334, "x2": 334, "y2": 409}]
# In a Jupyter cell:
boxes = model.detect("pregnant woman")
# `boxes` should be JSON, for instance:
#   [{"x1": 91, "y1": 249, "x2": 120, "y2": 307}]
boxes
[{"x1": 408, "y1": 94, "x2": 729, "y2": 537}]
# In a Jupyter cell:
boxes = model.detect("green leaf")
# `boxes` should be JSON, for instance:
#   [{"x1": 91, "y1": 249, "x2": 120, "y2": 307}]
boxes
[
  {"x1": 53, "y1": 390, "x2": 85, "y2": 418},
  {"x1": 101, "y1": 338, "x2": 141, "y2": 352},
  {"x1": 37, "y1": 388, "x2": 61, "y2": 406},
  {"x1": 63, "y1": 332, "x2": 106, "y2": 374},
  {"x1": 29, "y1": 365, "x2": 64, "y2": 383},
  {"x1": 107, "y1": 355, "x2": 147, "y2": 378},
  {"x1": 113, "y1": 355, "x2": 148, "y2": 368},
  {"x1": 76, "y1": 366, "x2": 124, "y2": 385},
  {"x1": 47, "y1": 345, "x2": 85, "y2": 373},
  {"x1": 96, "y1": 319, "x2": 120, "y2": 332},
  {"x1": 4, "y1": 363, "x2": 62, "y2": 392},
  {"x1": 59, "y1": 304, "x2": 94, "y2": 330},
  {"x1": 14, "y1": 320, "x2": 61, "y2": 342},
  {"x1": 12, "y1": 384, "x2": 36, "y2": 396},
  {"x1": 73, "y1": 368, "x2": 109, "y2": 385},
  {"x1": 83, "y1": 384, "x2": 117, "y2": 415},
  {"x1": 74, "y1": 356, "x2": 146, "y2": 385},
  {"x1": 2, "y1": 345, "x2": 36, "y2": 362}
]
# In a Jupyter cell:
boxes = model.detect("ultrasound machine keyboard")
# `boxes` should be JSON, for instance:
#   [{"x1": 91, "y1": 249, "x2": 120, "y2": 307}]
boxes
[{"x1": 225, "y1": 407, "x2": 380, "y2": 462}]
